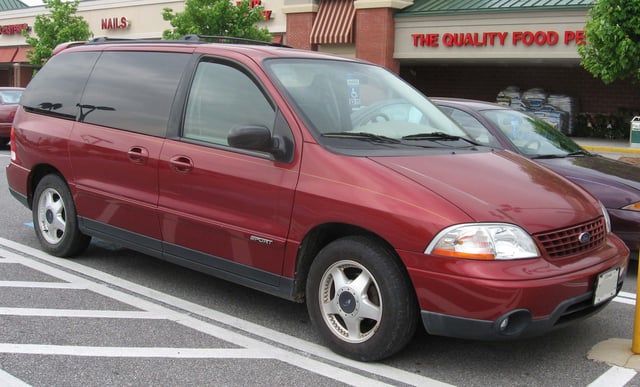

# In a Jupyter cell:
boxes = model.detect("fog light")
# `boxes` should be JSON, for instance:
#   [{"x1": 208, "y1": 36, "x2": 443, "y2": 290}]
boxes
[
  {"x1": 493, "y1": 309, "x2": 532, "y2": 336},
  {"x1": 499, "y1": 317, "x2": 509, "y2": 331}
]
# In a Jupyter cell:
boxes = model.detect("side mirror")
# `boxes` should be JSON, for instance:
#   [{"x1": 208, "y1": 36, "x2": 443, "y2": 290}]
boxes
[
  {"x1": 228, "y1": 125, "x2": 271, "y2": 151},
  {"x1": 227, "y1": 125, "x2": 288, "y2": 160}
]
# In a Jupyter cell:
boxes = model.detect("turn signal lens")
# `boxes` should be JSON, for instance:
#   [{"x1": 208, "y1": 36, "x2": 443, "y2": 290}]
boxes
[
  {"x1": 426, "y1": 223, "x2": 540, "y2": 260},
  {"x1": 622, "y1": 202, "x2": 640, "y2": 212},
  {"x1": 599, "y1": 201, "x2": 611, "y2": 233}
]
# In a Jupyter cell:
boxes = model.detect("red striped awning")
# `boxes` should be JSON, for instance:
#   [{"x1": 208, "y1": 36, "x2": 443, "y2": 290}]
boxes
[
  {"x1": 0, "y1": 47, "x2": 17, "y2": 63},
  {"x1": 310, "y1": 0, "x2": 355, "y2": 45},
  {"x1": 12, "y1": 46, "x2": 30, "y2": 63}
]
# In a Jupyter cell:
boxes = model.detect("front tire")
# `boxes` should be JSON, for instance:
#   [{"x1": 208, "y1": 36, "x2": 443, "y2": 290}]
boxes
[
  {"x1": 32, "y1": 174, "x2": 91, "y2": 257},
  {"x1": 306, "y1": 236, "x2": 418, "y2": 361}
]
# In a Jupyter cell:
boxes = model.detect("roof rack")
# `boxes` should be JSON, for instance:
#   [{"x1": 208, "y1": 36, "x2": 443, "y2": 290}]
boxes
[
  {"x1": 86, "y1": 35, "x2": 290, "y2": 48},
  {"x1": 179, "y1": 34, "x2": 290, "y2": 48},
  {"x1": 88, "y1": 37, "x2": 166, "y2": 44}
]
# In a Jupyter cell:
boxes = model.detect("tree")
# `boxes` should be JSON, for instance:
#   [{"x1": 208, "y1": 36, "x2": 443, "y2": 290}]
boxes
[
  {"x1": 22, "y1": 0, "x2": 92, "y2": 67},
  {"x1": 162, "y1": 0, "x2": 271, "y2": 42},
  {"x1": 578, "y1": 0, "x2": 640, "y2": 84}
]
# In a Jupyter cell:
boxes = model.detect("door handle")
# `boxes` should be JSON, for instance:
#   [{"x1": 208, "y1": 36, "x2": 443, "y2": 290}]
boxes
[
  {"x1": 127, "y1": 146, "x2": 149, "y2": 164},
  {"x1": 169, "y1": 155, "x2": 194, "y2": 173}
]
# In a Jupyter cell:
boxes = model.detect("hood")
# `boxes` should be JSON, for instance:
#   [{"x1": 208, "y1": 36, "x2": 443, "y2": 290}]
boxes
[
  {"x1": 536, "y1": 154, "x2": 640, "y2": 209},
  {"x1": 371, "y1": 150, "x2": 601, "y2": 235}
]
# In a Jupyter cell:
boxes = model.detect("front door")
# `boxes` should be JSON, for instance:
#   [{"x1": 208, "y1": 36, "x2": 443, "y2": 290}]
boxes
[{"x1": 158, "y1": 59, "x2": 299, "y2": 285}]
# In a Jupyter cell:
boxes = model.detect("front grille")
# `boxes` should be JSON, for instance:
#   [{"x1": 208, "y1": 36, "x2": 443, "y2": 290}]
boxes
[{"x1": 533, "y1": 217, "x2": 607, "y2": 258}]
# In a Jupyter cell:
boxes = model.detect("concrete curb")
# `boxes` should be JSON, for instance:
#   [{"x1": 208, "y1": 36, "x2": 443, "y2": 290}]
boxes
[
  {"x1": 582, "y1": 145, "x2": 640, "y2": 155},
  {"x1": 589, "y1": 338, "x2": 640, "y2": 371}
]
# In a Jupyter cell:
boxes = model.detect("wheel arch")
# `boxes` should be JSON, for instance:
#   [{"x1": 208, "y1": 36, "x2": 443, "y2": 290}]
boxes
[
  {"x1": 26, "y1": 164, "x2": 66, "y2": 209},
  {"x1": 291, "y1": 222, "x2": 415, "y2": 303}
]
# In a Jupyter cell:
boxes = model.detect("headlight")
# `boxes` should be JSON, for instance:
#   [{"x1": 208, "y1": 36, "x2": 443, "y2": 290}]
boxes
[
  {"x1": 600, "y1": 201, "x2": 611, "y2": 233},
  {"x1": 426, "y1": 223, "x2": 540, "y2": 260},
  {"x1": 622, "y1": 201, "x2": 640, "y2": 212}
]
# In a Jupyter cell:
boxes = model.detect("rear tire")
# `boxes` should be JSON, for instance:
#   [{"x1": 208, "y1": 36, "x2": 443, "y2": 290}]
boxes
[
  {"x1": 306, "y1": 236, "x2": 418, "y2": 361},
  {"x1": 33, "y1": 174, "x2": 91, "y2": 257}
]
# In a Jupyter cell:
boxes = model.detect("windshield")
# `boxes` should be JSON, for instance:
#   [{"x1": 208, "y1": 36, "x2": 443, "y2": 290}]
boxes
[
  {"x1": 0, "y1": 89, "x2": 23, "y2": 104},
  {"x1": 265, "y1": 59, "x2": 470, "y2": 150},
  {"x1": 480, "y1": 109, "x2": 584, "y2": 157}
]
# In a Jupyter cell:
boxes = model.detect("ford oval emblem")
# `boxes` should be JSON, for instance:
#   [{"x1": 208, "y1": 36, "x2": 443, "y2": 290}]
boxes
[{"x1": 578, "y1": 232, "x2": 591, "y2": 244}]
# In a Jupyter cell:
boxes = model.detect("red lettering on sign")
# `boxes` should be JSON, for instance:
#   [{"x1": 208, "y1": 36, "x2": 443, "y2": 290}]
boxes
[
  {"x1": 564, "y1": 30, "x2": 586, "y2": 45},
  {"x1": 439, "y1": 32, "x2": 509, "y2": 47},
  {"x1": 236, "y1": 0, "x2": 272, "y2": 21},
  {"x1": 101, "y1": 17, "x2": 129, "y2": 30},
  {"x1": 0, "y1": 23, "x2": 29, "y2": 35},
  {"x1": 513, "y1": 31, "x2": 561, "y2": 46},
  {"x1": 413, "y1": 30, "x2": 584, "y2": 48},
  {"x1": 411, "y1": 34, "x2": 440, "y2": 47}
]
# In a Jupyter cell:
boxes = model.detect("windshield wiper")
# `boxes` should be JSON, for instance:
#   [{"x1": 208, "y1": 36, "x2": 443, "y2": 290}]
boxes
[
  {"x1": 566, "y1": 150, "x2": 591, "y2": 156},
  {"x1": 530, "y1": 154, "x2": 567, "y2": 159},
  {"x1": 402, "y1": 132, "x2": 479, "y2": 145},
  {"x1": 322, "y1": 132, "x2": 401, "y2": 144},
  {"x1": 531, "y1": 150, "x2": 591, "y2": 159}
]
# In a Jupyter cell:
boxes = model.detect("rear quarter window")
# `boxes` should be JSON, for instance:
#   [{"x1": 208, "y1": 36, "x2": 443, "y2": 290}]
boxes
[
  {"x1": 20, "y1": 51, "x2": 100, "y2": 120},
  {"x1": 80, "y1": 51, "x2": 191, "y2": 137}
]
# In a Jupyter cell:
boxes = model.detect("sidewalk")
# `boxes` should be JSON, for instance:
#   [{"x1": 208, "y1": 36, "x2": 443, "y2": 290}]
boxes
[{"x1": 573, "y1": 137, "x2": 640, "y2": 165}]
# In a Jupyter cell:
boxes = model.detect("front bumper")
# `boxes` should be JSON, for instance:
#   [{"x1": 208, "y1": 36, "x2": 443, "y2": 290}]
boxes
[
  {"x1": 400, "y1": 235, "x2": 629, "y2": 340},
  {"x1": 421, "y1": 282, "x2": 621, "y2": 340}
]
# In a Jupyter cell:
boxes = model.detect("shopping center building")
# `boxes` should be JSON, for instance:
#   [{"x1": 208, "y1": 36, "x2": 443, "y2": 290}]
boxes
[{"x1": 0, "y1": 0, "x2": 637, "y2": 136}]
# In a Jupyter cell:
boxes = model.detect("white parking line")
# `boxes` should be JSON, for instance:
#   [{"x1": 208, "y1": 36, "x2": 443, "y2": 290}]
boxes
[
  {"x1": 615, "y1": 291, "x2": 636, "y2": 306},
  {"x1": 0, "y1": 344, "x2": 268, "y2": 358},
  {"x1": 0, "y1": 281, "x2": 83, "y2": 289},
  {"x1": 588, "y1": 366, "x2": 637, "y2": 387},
  {"x1": 0, "y1": 308, "x2": 164, "y2": 319},
  {"x1": 0, "y1": 238, "x2": 453, "y2": 387},
  {"x1": 0, "y1": 368, "x2": 30, "y2": 387}
]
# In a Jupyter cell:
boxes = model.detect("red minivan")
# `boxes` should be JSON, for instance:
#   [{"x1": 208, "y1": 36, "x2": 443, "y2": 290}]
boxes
[{"x1": 6, "y1": 37, "x2": 629, "y2": 361}]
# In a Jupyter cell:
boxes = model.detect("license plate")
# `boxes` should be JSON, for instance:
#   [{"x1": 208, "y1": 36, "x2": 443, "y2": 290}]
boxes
[{"x1": 593, "y1": 267, "x2": 619, "y2": 305}]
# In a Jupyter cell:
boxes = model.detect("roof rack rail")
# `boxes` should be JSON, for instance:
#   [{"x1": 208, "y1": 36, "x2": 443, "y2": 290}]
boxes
[
  {"x1": 179, "y1": 34, "x2": 291, "y2": 48},
  {"x1": 88, "y1": 37, "x2": 167, "y2": 44},
  {"x1": 85, "y1": 35, "x2": 290, "y2": 48},
  {"x1": 52, "y1": 40, "x2": 90, "y2": 55}
]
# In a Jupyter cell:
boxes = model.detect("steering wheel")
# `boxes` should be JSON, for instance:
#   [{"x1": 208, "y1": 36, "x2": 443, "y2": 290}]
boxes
[
  {"x1": 364, "y1": 113, "x2": 390, "y2": 124},
  {"x1": 522, "y1": 139, "x2": 542, "y2": 153}
]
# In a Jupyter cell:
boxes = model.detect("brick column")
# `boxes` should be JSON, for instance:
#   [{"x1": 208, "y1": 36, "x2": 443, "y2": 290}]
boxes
[
  {"x1": 355, "y1": 8, "x2": 397, "y2": 72},
  {"x1": 354, "y1": 0, "x2": 412, "y2": 73},
  {"x1": 282, "y1": 3, "x2": 319, "y2": 51}
]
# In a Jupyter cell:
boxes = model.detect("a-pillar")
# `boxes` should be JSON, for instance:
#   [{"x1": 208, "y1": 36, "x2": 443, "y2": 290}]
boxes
[
  {"x1": 282, "y1": 1, "x2": 319, "y2": 51},
  {"x1": 354, "y1": 0, "x2": 412, "y2": 73}
]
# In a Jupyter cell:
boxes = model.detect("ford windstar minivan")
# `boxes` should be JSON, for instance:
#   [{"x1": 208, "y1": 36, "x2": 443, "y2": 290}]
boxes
[{"x1": 6, "y1": 36, "x2": 629, "y2": 361}]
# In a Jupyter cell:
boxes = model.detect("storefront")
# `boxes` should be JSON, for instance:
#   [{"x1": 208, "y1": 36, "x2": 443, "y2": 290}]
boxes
[
  {"x1": 0, "y1": 7, "x2": 32, "y2": 88},
  {"x1": 393, "y1": 1, "x2": 640, "y2": 137}
]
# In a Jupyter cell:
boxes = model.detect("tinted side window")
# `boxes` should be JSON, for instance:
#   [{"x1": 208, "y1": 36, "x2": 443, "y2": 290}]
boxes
[
  {"x1": 21, "y1": 51, "x2": 100, "y2": 120},
  {"x1": 80, "y1": 51, "x2": 191, "y2": 137},
  {"x1": 183, "y1": 61, "x2": 275, "y2": 146}
]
